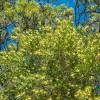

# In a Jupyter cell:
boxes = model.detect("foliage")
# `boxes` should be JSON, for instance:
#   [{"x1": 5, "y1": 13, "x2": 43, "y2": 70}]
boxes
[
  {"x1": 74, "y1": 0, "x2": 100, "y2": 32},
  {"x1": 0, "y1": 0, "x2": 100, "y2": 100}
]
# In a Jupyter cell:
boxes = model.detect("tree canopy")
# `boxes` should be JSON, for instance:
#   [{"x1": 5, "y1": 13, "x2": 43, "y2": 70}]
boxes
[{"x1": 0, "y1": 0, "x2": 100, "y2": 100}]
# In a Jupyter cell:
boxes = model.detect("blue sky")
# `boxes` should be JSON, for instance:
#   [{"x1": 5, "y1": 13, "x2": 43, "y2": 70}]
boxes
[{"x1": 54, "y1": 0, "x2": 89, "y2": 25}]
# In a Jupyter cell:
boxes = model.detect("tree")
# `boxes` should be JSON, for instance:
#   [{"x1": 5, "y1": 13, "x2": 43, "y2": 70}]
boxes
[
  {"x1": 74, "y1": 0, "x2": 100, "y2": 32},
  {"x1": 0, "y1": 0, "x2": 100, "y2": 99}
]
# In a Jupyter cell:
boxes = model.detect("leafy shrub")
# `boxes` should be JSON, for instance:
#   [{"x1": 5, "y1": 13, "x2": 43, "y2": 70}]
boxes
[{"x1": 0, "y1": 1, "x2": 100, "y2": 100}]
